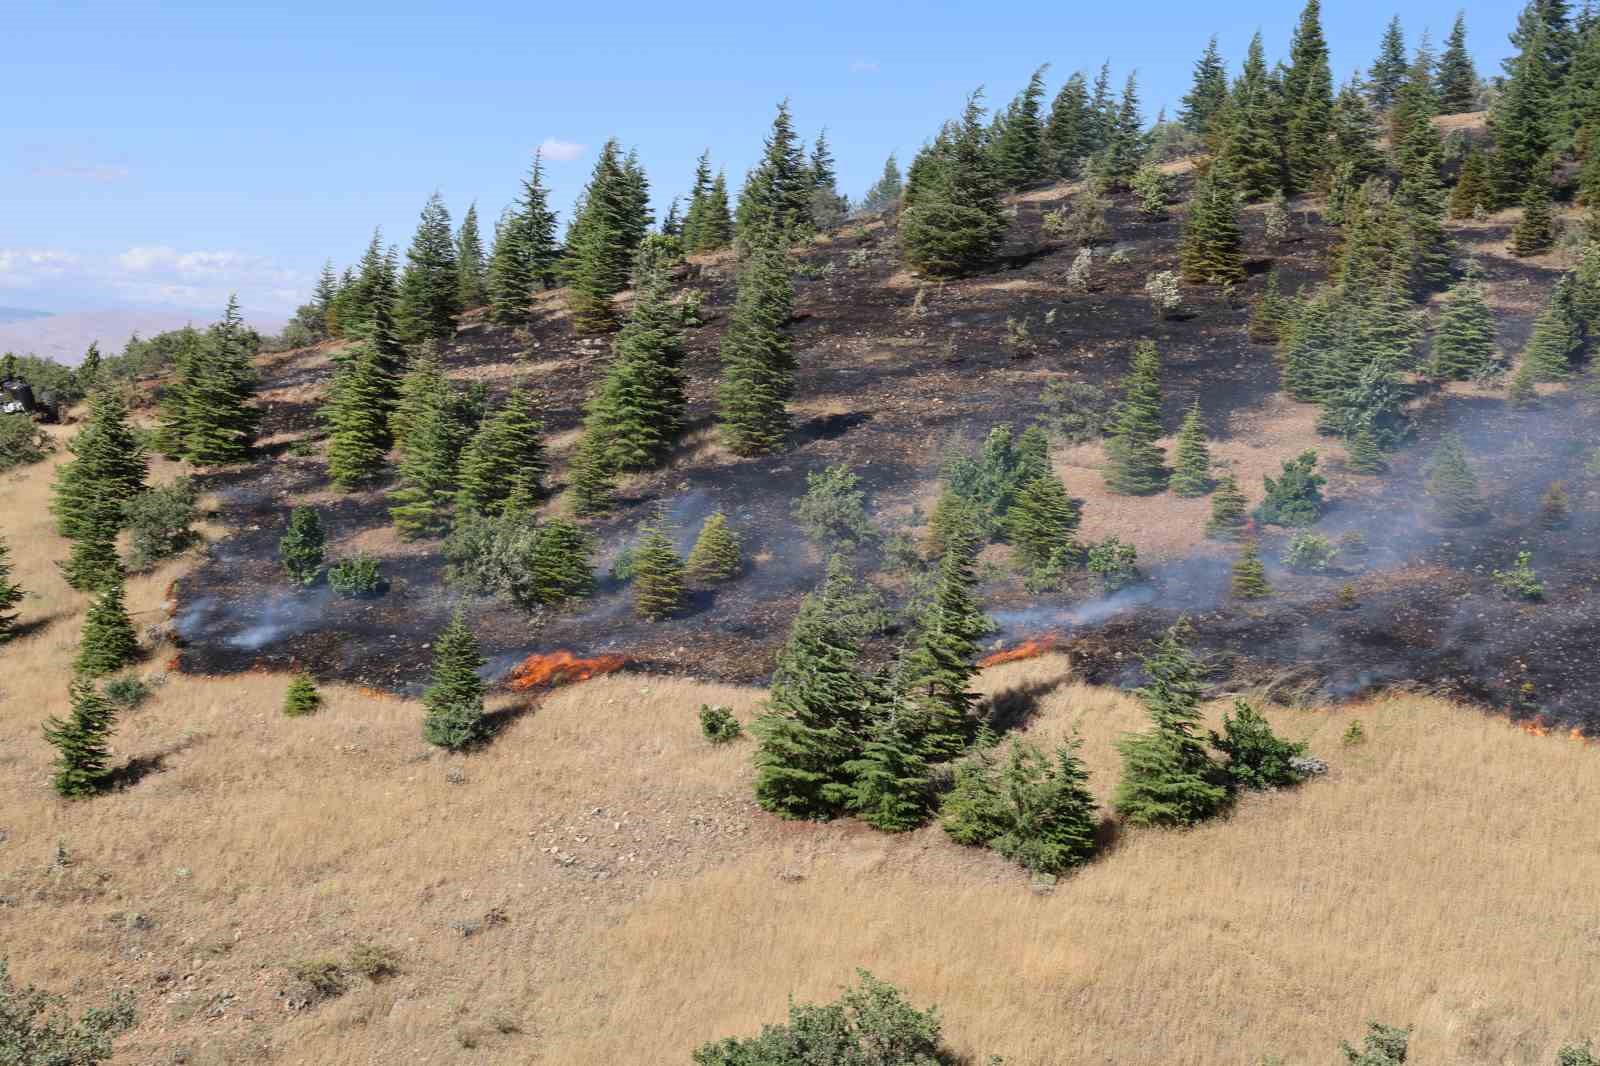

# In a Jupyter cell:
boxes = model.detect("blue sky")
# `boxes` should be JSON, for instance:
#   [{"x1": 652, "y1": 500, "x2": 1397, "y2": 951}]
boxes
[{"x1": 3, "y1": 0, "x2": 1518, "y2": 319}]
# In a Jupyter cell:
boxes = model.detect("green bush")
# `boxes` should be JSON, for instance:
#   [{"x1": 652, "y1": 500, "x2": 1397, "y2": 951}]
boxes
[
  {"x1": 1210, "y1": 701, "x2": 1308, "y2": 791},
  {"x1": 283, "y1": 674, "x2": 321, "y2": 717},
  {"x1": 1042, "y1": 379, "x2": 1108, "y2": 443},
  {"x1": 0, "y1": 957, "x2": 135, "y2": 1065},
  {"x1": 287, "y1": 958, "x2": 347, "y2": 1000},
  {"x1": 345, "y1": 942, "x2": 402, "y2": 980},
  {"x1": 279, "y1": 506, "x2": 326, "y2": 586},
  {"x1": 1283, "y1": 531, "x2": 1338, "y2": 573},
  {"x1": 102, "y1": 676, "x2": 153, "y2": 710},
  {"x1": 1492, "y1": 551, "x2": 1543, "y2": 601},
  {"x1": 698, "y1": 704, "x2": 743, "y2": 744},
  {"x1": 1086, "y1": 537, "x2": 1139, "y2": 591},
  {"x1": 940, "y1": 738, "x2": 1099, "y2": 875},
  {"x1": 0, "y1": 413, "x2": 51, "y2": 473},
  {"x1": 1254, "y1": 451, "x2": 1326, "y2": 527},
  {"x1": 793, "y1": 464, "x2": 876, "y2": 549},
  {"x1": 328, "y1": 555, "x2": 387, "y2": 598},
  {"x1": 445, "y1": 513, "x2": 594, "y2": 611},
  {"x1": 691, "y1": 971, "x2": 974, "y2": 1066},
  {"x1": 124, "y1": 478, "x2": 200, "y2": 570}
]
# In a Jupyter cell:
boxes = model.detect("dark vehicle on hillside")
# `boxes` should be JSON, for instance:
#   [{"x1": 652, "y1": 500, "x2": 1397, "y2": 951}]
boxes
[{"x1": 0, "y1": 378, "x2": 62, "y2": 423}]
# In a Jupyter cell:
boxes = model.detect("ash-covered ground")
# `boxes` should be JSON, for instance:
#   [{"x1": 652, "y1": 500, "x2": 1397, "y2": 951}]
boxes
[{"x1": 170, "y1": 176, "x2": 1600, "y2": 731}]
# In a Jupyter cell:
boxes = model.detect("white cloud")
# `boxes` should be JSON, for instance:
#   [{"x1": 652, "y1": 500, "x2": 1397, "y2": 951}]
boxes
[
  {"x1": 0, "y1": 244, "x2": 304, "y2": 311},
  {"x1": 0, "y1": 249, "x2": 80, "y2": 287},
  {"x1": 29, "y1": 162, "x2": 131, "y2": 182},
  {"x1": 850, "y1": 59, "x2": 880, "y2": 73},
  {"x1": 539, "y1": 138, "x2": 587, "y2": 162}
]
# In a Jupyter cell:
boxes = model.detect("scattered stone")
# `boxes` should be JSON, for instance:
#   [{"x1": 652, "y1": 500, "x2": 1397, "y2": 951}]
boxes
[
  {"x1": 777, "y1": 868, "x2": 806, "y2": 884},
  {"x1": 1289, "y1": 755, "x2": 1329, "y2": 776},
  {"x1": 1029, "y1": 872, "x2": 1058, "y2": 895}
]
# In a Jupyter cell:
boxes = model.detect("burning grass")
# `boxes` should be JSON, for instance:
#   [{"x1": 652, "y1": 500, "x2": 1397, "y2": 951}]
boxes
[{"x1": 506, "y1": 649, "x2": 630, "y2": 690}]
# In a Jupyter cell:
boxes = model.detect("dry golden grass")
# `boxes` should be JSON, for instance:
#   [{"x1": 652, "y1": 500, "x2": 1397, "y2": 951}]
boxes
[{"x1": 3, "y1": 446, "x2": 1598, "y2": 1064}]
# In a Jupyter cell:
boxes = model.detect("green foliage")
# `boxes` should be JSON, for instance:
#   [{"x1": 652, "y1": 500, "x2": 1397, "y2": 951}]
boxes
[
  {"x1": 579, "y1": 263, "x2": 688, "y2": 473},
  {"x1": 283, "y1": 674, "x2": 321, "y2": 717},
  {"x1": 1086, "y1": 537, "x2": 1139, "y2": 591},
  {"x1": 1248, "y1": 270, "x2": 1291, "y2": 344},
  {"x1": 699, "y1": 704, "x2": 743, "y2": 744},
  {"x1": 123, "y1": 478, "x2": 199, "y2": 571},
  {"x1": 1219, "y1": 33, "x2": 1289, "y2": 202},
  {"x1": 1541, "y1": 481, "x2": 1571, "y2": 529},
  {"x1": 1521, "y1": 277, "x2": 1583, "y2": 381},
  {"x1": 843, "y1": 704, "x2": 932, "y2": 832},
  {"x1": 0, "y1": 538, "x2": 25, "y2": 641},
  {"x1": 1558, "y1": 1041, "x2": 1599, "y2": 1066},
  {"x1": 455, "y1": 202, "x2": 488, "y2": 309},
  {"x1": 1448, "y1": 149, "x2": 1490, "y2": 219},
  {"x1": 1103, "y1": 341, "x2": 1167, "y2": 495},
  {"x1": 1283, "y1": 531, "x2": 1337, "y2": 572},
  {"x1": 489, "y1": 152, "x2": 559, "y2": 321},
  {"x1": 176, "y1": 297, "x2": 261, "y2": 465},
  {"x1": 456, "y1": 386, "x2": 546, "y2": 516},
  {"x1": 1512, "y1": 175, "x2": 1557, "y2": 258},
  {"x1": 736, "y1": 101, "x2": 816, "y2": 240},
  {"x1": 631, "y1": 518, "x2": 686, "y2": 622},
  {"x1": 0, "y1": 413, "x2": 50, "y2": 473},
  {"x1": 690, "y1": 971, "x2": 963, "y2": 1066},
  {"x1": 73, "y1": 581, "x2": 138, "y2": 678},
  {"x1": 716, "y1": 236, "x2": 796, "y2": 455},
  {"x1": 1282, "y1": 0, "x2": 1334, "y2": 192},
  {"x1": 0, "y1": 957, "x2": 135, "y2": 1062},
  {"x1": 898, "y1": 533, "x2": 985, "y2": 762},
  {"x1": 1254, "y1": 451, "x2": 1326, "y2": 527},
  {"x1": 1168, "y1": 401, "x2": 1213, "y2": 497},
  {"x1": 1231, "y1": 540, "x2": 1272, "y2": 600},
  {"x1": 1211, "y1": 701, "x2": 1309, "y2": 790},
  {"x1": 444, "y1": 513, "x2": 595, "y2": 610},
  {"x1": 279, "y1": 506, "x2": 326, "y2": 586},
  {"x1": 686, "y1": 511, "x2": 743, "y2": 583},
  {"x1": 1042, "y1": 379, "x2": 1108, "y2": 443},
  {"x1": 389, "y1": 374, "x2": 468, "y2": 539},
  {"x1": 753, "y1": 559, "x2": 873, "y2": 820},
  {"x1": 1430, "y1": 278, "x2": 1498, "y2": 380},
  {"x1": 51, "y1": 389, "x2": 147, "y2": 541},
  {"x1": 43, "y1": 681, "x2": 118, "y2": 798},
  {"x1": 1113, "y1": 627, "x2": 1230, "y2": 827},
  {"x1": 422, "y1": 611, "x2": 487, "y2": 751},
  {"x1": 1132, "y1": 163, "x2": 1175, "y2": 219},
  {"x1": 1424, "y1": 433, "x2": 1488, "y2": 524},
  {"x1": 793, "y1": 464, "x2": 875, "y2": 549},
  {"x1": 1339, "y1": 1022, "x2": 1410, "y2": 1066},
  {"x1": 1492, "y1": 551, "x2": 1544, "y2": 600},
  {"x1": 1343, "y1": 719, "x2": 1367, "y2": 746},
  {"x1": 857, "y1": 152, "x2": 904, "y2": 215},
  {"x1": 396, "y1": 191, "x2": 462, "y2": 343},
  {"x1": 1006, "y1": 473, "x2": 1081, "y2": 571},
  {"x1": 566, "y1": 140, "x2": 648, "y2": 334},
  {"x1": 941, "y1": 737, "x2": 1099, "y2": 874},
  {"x1": 901, "y1": 92, "x2": 1007, "y2": 276},
  {"x1": 322, "y1": 342, "x2": 397, "y2": 490},
  {"x1": 58, "y1": 532, "x2": 123, "y2": 594},
  {"x1": 1181, "y1": 36, "x2": 1230, "y2": 136},
  {"x1": 565, "y1": 433, "x2": 618, "y2": 517},
  {"x1": 1206, "y1": 474, "x2": 1249, "y2": 540},
  {"x1": 101, "y1": 675, "x2": 152, "y2": 710},
  {"x1": 328, "y1": 555, "x2": 387, "y2": 598}
]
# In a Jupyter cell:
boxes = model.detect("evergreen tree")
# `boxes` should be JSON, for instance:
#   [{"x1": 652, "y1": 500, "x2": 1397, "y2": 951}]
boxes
[
  {"x1": 686, "y1": 511, "x2": 743, "y2": 582},
  {"x1": 992, "y1": 66, "x2": 1049, "y2": 188},
  {"x1": 51, "y1": 388, "x2": 147, "y2": 540},
  {"x1": 737, "y1": 100, "x2": 815, "y2": 239},
  {"x1": 752, "y1": 558, "x2": 872, "y2": 819},
  {"x1": 1206, "y1": 473, "x2": 1249, "y2": 539},
  {"x1": 183, "y1": 296, "x2": 260, "y2": 465},
  {"x1": 1431, "y1": 278, "x2": 1499, "y2": 379},
  {"x1": 1283, "y1": 0, "x2": 1334, "y2": 192},
  {"x1": 631, "y1": 516, "x2": 686, "y2": 621},
  {"x1": 1424, "y1": 432, "x2": 1489, "y2": 523},
  {"x1": 681, "y1": 150, "x2": 715, "y2": 250},
  {"x1": 43, "y1": 681, "x2": 116, "y2": 798},
  {"x1": 1112, "y1": 627, "x2": 1229, "y2": 827},
  {"x1": 1044, "y1": 72, "x2": 1095, "y2": 178},
  {"x1": 1249, "y1": 269, "x2": 1291, "y2": 343},
  {"x1": 1437, "y1": 13, "x2": 1478, "y2": 113},
  {"x1": 283, "y1": 674, "x2": 321, "y2": 717},
  {"x1": 1005, "y1": 472, "x2": 1081, "y2": 570},
  {"x1": 322, "y1": 342, "x2": 396, "y2": 490},
  {"x1": 858, "y1": 153, "x2": 904, "y2": 215},
  {"x1": 522, "y1": 519, "x2": 596, "y2": 606},
  {"x1": 1220, "y1": 34, "x2": 1288, "y2": 201},
  {"x1": 313, "y1": 262, "x2": 339, "y2": 337},
  {"x1": 578, "y1": 261, "x2": 687, "y2": 471},
  {"x1": 1103, "y1": 341, "x2": 1168, "y2": 495},
  {"x1": 1168, "y1": 400, "x2": 1214, "y2": 496},
  {"x1": 389, "y1": 377, "x2": 465, "y2": 539},
  {"x1": 566, "y1": 433, "x2": 618, "y2": 516},
  {"x1": 1103, "y1": 72, "x2": 1144, "y2": 189},
  {"x1": 455, "y1": 385, "x2": 546, "y2": 516},
  {"x1": 1490, "y1": 17, "x2": 1559, "y2": 205},
  {"x1": 1181, "y1": 36, "x2": 1231, "y2": 136},
  {"x1": 1522, "y1": 276, "x2": 1583, "y2": 379},
  {"x1": 279, "y1": 506, "x2": 326, "y2": 585},
  {"x1": 78, "y1": 341, "x2": 102, "y2": 388},
  {"x1": 1369, "y1": 17, "x2": 1410, "y2": 111},
  {"x1": 1179, "y1": 168, "x2": 1245, "y2": 284},
  {"x1": 1449, "y1": 148, "x2": 1490, "y2": 218},
  {"x1": 843, "y1": 700, "x2": 931, "y2": 833},
  {"x1": 1255, "y1": 450, "x2": 1327, "y2": 527},
  {"x1": 941, "y1": 737, "x2": 1099, "y2": 872},
  {"x1": 389, "y1": 343, "x2": 444, "y2": 444},
  {"x1": 1512, "y1": 171, "x2": 1557, "y2": 256},
  {"x1": 59, "y1": 527, "x2": 122, "y2": 594},
  {"x1": 1336, "y1": 427, "x2": 1382, "y2": 478},
  {"x1": 660, "y1": 197, "x2": 682, "y2": 237},
  {"x1": 0, "y1": 537, "x2": 23, "y2": 640},
  {"x1": 455, "y1": 201, "x2": 487, "y2": 309},
  {"x1": 1087, "y1": 62, "x2": 1116, "y2": 153},
  {"x1": 72, "y1": 579, "x2": 138, "y2": 678},
  {"x1": 153, "y1": 328, "x2": 203, "y2": 457},
  {"x1": 696, "y1": 171, "x2": 734, "y2": 251},
  {"x1": 898, "y1": 530, "x2": 984, "y2": 761},
  {"x1": 716, "y1": 234, "x2": 796, "y2": 455},
  {"x1": 566, "y1": 139, "x2": 638, "y2": 334},
  {"x1": 421, "y1": 610, "x2": 487, "y2": 751},
  {"x1": 901, "y1": 91, "x2": 1008, "y2": 276},
  {"x1": 808, "y1": 129, "x2": 850, "y2": 227},
  {"x1": 1231, "y1": 539, "x2": 1272, "y2": 599},
  {"x1": 488, "y1": 151, "x2": 559, "y2": 321}
]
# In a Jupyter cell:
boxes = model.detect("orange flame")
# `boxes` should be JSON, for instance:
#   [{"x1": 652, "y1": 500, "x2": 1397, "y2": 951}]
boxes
[
  {"x1": 1517, "y1": 716, "x2": 1551, "y2": 737},
  {"x1": 507, "y1": 650, "x2": 629, "y2": 691},
  {"x1": 979, "y1": 635, "x2": 1067, "y2": 669}
]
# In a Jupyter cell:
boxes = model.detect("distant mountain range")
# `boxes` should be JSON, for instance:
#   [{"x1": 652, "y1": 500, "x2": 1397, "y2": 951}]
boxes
[{"x1": 0, "y1": 309, "x2": 288, "y2": 366}]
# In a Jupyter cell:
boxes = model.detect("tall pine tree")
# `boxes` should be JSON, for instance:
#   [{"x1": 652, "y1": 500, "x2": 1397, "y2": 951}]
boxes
[
  {"x1": 1104, "y1": 341, "x2": 1168, "y2": 495},
  {"x1": 421, "y1": 610, "x2": 487, "y2": 750},
  {"x1": 1112, "y1": 626, "x2": 1229, "y2": 827},
  {"x1": 455, "y1": 385, "x2": 546, "y2": 515},
  {"x1": 716, "y1": 234, "x2": 796, "y2": 455},
  {"x1": 455, "y1": 201, "x2": 488, "y2": 310}
]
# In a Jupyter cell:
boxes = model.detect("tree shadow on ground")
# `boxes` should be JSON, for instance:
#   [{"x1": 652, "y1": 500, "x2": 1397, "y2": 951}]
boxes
[{"x1": 982, "y1": 675, "x2": 1068, "y2": 735}]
